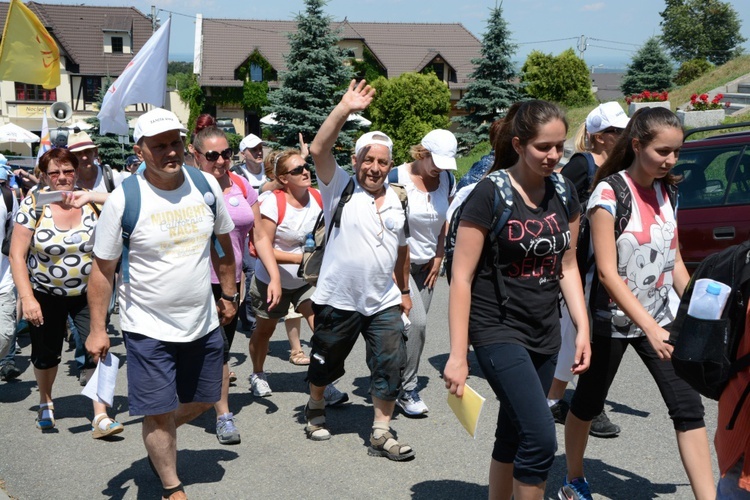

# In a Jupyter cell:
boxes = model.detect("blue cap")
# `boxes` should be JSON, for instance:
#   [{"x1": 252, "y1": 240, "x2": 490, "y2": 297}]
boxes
[{"x1": 706, "y1": 282, "x2": 722, "y2": 295}]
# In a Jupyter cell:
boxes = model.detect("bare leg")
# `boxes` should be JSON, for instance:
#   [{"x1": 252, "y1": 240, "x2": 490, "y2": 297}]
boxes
[
  {"x1": 489, "y1": 459, "x2": 513, "y2": 500},
  {"x1": 143, "y1": 412, "x2": 180, "y2": 489},
  {"x1": 310, "y1": 382, "x2": 325, "y2": 401},
  {"x1": 248, "y1": 317, "x2": 277, "y2": 373},
  {"x1": 213, "y1": 363, "x2": 230, "y2": 417},
  {"x1": 563, "y1": 412, "x2": 592, "y2": 480},
  {"x1": 285, "y1": 318, "x2": 303, "y2": 353},
  {"x1": 514, "y1": 480, "x2": 545, "y2": 500},
  {"x1": 372, "y1": 396, "x2": 396, "y2": 425},
  {"x1": 547, "y1": 378, "x2": 568, "y2": 401},
  {"x1": 35, "y1": 366, "x2": 58, "y2": 405},
  {"x1": 174, "y1": 401, "x2": 213, "y2": 428},
  {"x1": 675, "y1": 428, "x2": 715, "y2": 500}
]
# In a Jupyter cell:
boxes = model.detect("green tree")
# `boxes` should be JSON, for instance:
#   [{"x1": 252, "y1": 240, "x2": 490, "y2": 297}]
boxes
[
  {"x1": 673, "y1": 58, "x2": 713, "y2": 86},
  {"x1": 368, "y1": 72, "x2": 451, "y2": 165},
  {"x1": 620, "y1": 37, "x2": 674, "y2": 96},
  {"x1": 520, "y1": 48, "x2": 594, "y2": 107},
  {"x1": 453, "y1": 4, "x2": 523, "y2": 148},
  {"x1": 265, "y1": 0, "x2": 357, "y2": 164},
  {"x1": 660, "y1": 0, "x2": 746, "y2": 65}
]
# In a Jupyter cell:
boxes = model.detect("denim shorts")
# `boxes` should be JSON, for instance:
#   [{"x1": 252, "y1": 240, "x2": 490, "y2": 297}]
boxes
[
  {"x1": 123, "y1": 327, "x2": 224, "y2": 416},
  {"x1": 307, "y1": 303, "x2": 405, "y2": 401}
]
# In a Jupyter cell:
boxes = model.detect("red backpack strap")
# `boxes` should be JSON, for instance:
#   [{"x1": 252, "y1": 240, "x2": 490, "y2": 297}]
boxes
[
  {"x1": 273, "y1": 189, "x2": 286, "y2": 226},
  {"x1": 308, "y1": 188, "x2": 322, "y2": 208},
  {"x1": 228, "y1": 172, "x2": 248, "y2": 199}
]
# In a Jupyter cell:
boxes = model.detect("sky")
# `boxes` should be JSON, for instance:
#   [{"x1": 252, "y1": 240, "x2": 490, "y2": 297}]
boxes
[{"x1": 47, "y1": 0, "x2": 750, "y2": 70}]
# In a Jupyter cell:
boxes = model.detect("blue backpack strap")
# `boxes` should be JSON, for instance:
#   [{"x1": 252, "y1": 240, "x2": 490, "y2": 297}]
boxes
[
  {"x1": 581, "y1": 152, "x2": 597, "y2": 186},
  {"x1": 487, "y1": 170, "x2": 514, "y2": 240},
  {"x1": 549, "y1": 172, "x2": 573, "y2": 220},
  {"x1": 387, "y1": 169, "x2": 399, "y2": 184},
  {"x1": 120, "y1": 175, "x2": 141, "y2": 284},
  {"x1": 183, "y1": 166, "x2": 225, "y2": 259}
]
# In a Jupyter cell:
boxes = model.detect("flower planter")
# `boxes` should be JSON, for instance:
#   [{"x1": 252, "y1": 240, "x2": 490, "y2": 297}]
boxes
[
  {"x1": 628, "y1": 101, "x2": 671, "y2": 116},
  {"x1": 676, "y1": 109, "x2": 725, "y2": 128}
]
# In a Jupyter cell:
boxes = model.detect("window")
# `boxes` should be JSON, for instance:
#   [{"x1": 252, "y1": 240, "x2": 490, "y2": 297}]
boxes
[
  {"x1": 14, "y1": 83, "x2": 56, "y2": 101},
  {"x1": 431, "y1": 63, "x2": 445, "y2": 80},
  {"x1": 249, "y1": 63, "x2": 263, "y2": 82},
  {"x1": 83, "y1": 77, "x2": 101, "y2": 102},
  {"x1": 111, "y1": 37, "x2": 123, "y2": 53},
  {"x1": 673, "y1": 146, "x2": 744, "y2": 208}
]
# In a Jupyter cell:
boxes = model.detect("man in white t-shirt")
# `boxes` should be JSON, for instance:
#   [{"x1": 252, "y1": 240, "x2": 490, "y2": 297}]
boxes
[
  {"x1": 67, "y1": 131, "x2": 122, "y2": 193},
  {"x1": 85, "y1": 108, "x2": 238, "y2": 499},
  {"x1": 304, "y1": 80, "x2": 414, "y2": 461},
  {"x1": 232, "y1": 133, "x2": 266, "y2": 190}
]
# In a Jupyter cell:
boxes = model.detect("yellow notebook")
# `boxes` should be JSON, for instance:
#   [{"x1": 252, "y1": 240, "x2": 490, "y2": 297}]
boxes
[{"x1": 447, "y1": 383, "x2": 486, "y2": 438}]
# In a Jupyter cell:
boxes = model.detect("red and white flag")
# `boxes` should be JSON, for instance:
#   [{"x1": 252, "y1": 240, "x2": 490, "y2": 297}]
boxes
[{"x1": 98, "y1": 18, "x2": 171, "y2": 136}]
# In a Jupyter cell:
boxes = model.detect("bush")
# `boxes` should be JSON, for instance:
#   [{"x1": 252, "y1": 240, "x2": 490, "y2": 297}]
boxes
[
  {"x1": 520, "y1": 48, "x2": 594, "y2": 107},
  {"x1": 674, "y1": 59, "x2": 713, "y2": 86}
]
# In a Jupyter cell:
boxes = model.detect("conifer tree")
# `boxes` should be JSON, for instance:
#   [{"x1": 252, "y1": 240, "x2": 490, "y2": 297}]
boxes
[
  {"x1": 453, "y1": 4, "x2": 523, "y2": 148},
  {"x1": 265, "y1": 0, "x2": 357, "y2": 163},
  {"x1": 620, "y1": 37, "x2": 674, "y2": 96}
]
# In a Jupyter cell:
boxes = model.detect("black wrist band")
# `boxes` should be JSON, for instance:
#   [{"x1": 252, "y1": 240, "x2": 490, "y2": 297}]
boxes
[{"x1": 401, "y1": 289, "x2": 411, "y2": 295}]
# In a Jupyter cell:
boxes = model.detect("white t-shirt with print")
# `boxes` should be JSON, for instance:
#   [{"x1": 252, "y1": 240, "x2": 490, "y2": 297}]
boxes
[
  {"x1": 92, "y1": 170, "x2": 235, "y2": 342},
  {"x1": 587, "y1": 171, "x2": 679, "y2": 338},
  {"x1": 255, "y1": 190, "x2": 321, "y2": 290},
  {"x1": 390, "y1": 164, "x2": 455, "y2": 265},
  {"x1": 311, "y1": 166, "x2": 407, "y2": 316}
]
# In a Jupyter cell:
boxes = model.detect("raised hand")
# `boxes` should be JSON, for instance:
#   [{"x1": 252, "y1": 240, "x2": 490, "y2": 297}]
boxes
[{"x1": 340, "y1": 79, "x2": 376, "y2": 113}]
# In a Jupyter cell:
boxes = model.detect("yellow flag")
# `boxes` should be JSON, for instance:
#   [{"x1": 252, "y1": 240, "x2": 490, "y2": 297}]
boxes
[{"x1": 0, "y1": 0, "x2": 60, "y2": 89}]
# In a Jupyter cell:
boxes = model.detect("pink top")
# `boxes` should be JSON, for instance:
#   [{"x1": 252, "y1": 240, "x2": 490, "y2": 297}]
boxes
[{"x1": 210, "y1": 175, "x2": 257, "y2": 284}]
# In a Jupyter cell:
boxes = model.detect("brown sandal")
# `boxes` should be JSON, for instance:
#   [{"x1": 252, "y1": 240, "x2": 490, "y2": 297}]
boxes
[
  {"x1": 289, "y1": 349, "x2": 310, "y2": 365},
  {"x1": 367, "y1": 431, "x2": 415, "y2": 461}
]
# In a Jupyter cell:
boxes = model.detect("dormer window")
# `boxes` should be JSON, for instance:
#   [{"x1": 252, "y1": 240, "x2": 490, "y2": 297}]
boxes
[
  {"x1": 250, "y1": 63, "x2": 263, "y2": 82},
  {"x1": 111, "y1": 37, "x2": 123, "y2": 53}
]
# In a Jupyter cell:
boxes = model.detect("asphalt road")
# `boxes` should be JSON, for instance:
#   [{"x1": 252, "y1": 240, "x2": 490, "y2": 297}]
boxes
[{"x1": 0, "y1": 280, "x2": 719, "y2": 499}]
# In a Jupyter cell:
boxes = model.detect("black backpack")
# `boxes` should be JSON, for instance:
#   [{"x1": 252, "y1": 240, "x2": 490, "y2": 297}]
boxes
[
  {"x1": 669, "y1": 241, "x2": 750, "y2": 429},
  {"x1": 443, "y1": 170, "x2": 572, "y2": 305},
  {"x1": 0, "y1": 184, "x2": 14, "y2": 256}
]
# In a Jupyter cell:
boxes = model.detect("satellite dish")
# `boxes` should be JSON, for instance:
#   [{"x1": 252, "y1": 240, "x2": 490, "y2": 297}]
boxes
[{"x1": 50, "y1": 101, "x2": 73, "y2": 123}]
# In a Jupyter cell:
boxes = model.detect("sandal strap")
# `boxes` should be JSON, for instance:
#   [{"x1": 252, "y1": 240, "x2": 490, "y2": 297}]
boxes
[
  {"x1": 162, "y1": 482, "x2": 184, "y2": 499},
  {"x1": 371, "y1": 431, "x2": 410, "y2": 454},
  {"x1": 93, "y1": 414, "x2": 115, "y2": 427}
]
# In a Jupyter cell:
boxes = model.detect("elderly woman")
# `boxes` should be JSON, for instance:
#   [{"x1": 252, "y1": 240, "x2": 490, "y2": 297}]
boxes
[{"x1": 10, "y1": 148, "x2": 122, "y2": 438}]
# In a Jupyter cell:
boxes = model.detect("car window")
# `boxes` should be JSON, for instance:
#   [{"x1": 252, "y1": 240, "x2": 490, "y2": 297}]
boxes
[
  {"x1": 674, "y1": 146, "x2": 744, "y2": 208},
  {"x1": 726, "y1": 151, "x2": 750, "y2": 205}
]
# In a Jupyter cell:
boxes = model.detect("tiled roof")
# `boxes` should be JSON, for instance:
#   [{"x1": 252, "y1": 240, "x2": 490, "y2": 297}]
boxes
[
  {"x1": 0, "y1": 2, "x2": 152, "y2": 76},
  {"x1": 199, "y1": 18, "x2": 481, "y2": 89}
]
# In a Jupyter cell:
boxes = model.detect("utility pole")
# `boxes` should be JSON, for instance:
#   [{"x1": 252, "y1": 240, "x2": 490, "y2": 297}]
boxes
[
  {"x1": 151, "y1": 5, "x2": 157, "y2": 32},
  {"x1": 577, "y1": 35, "x2": 588, "y2": 59}
]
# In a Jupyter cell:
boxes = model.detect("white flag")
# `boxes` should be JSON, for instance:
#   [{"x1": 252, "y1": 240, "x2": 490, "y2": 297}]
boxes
[
  {"x1": 36, "y1": 109, "x2": 51, "y2": 164},
  {"x1": 98, "y1": 18, "x2": 171, "y2": 136}
]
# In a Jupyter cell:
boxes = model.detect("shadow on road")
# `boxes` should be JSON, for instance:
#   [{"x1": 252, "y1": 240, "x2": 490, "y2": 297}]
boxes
[{"x1": 411, "y1": 479, "x2": 487, "y2": 499}]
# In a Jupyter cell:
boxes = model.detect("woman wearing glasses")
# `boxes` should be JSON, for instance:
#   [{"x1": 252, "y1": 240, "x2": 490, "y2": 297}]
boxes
[
  {"x1": 10, "y1": 148, "x2": 122, "y2": 437},
  {"x1": 246, "y1": 149, "x2": 333, "y2": 399},
  {"x1": 190, "y1": 121, "x2": 281, "y2": 445},
  {"x1": 547, "y1": 102, "x2": 630, "y2": 438}
]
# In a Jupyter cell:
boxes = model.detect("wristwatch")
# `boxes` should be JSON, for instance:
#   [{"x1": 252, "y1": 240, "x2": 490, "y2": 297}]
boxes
[{"x1": 221, "y1": 291, "x2": 240, "y2": 303}]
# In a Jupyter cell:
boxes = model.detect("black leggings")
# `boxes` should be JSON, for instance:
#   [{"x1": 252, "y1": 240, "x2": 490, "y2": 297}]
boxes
[
  {"x1": 211, "y1": 283, "x2": 240, "y2": 364},
  {"x1": 570, "y1": 334, "x2": 705, "y2": 431},
  {"x1": 474, "y1": 342, "x2": 558, "y2": 485}
]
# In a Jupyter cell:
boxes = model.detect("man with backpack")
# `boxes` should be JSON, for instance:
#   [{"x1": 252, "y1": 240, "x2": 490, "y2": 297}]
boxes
[
  {"x1": 85, "y1": 108, "x2": 238, "y2": 499},
  {"x1": 303, "y1": 80, "x2": 414, "y2": 461},
  {"x1": 0, "y1": 166, "x2": 18, "y2": 378}
]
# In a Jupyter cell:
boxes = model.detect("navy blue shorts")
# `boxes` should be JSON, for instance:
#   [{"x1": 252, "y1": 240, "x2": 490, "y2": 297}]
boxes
[{"x1": 123, "y1": 327, "x2": 224, "y2": 416}]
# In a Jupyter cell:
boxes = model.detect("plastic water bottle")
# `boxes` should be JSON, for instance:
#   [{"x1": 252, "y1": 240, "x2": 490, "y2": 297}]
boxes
[
  {"x1": 689, "y1": 281, "x2": 724, "y2": 320},
  {"x1": 304, "y1": 233, "x2": 315, "y2": 252}
]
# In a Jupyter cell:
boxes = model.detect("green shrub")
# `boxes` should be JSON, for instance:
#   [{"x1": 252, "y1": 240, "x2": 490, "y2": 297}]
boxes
[{"x1": 674, "y1": 59, "x2": 713, "y2": 86}]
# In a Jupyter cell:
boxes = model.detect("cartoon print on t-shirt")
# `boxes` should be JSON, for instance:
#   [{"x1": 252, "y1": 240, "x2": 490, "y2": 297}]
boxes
[{"x1": 613, "y1": 214, "x2": 676, "y2": 328}]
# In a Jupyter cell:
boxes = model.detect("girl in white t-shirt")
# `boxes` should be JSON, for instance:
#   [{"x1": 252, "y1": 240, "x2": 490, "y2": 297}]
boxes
[
  {"x1": 247, "y1": 150, "x2": 322, "y2": 398},
  {"x1": 561, "y1": 107, "x2": 715, "y2": 500},
  {"x1": 389, "y1": 129, "x2": 457, "y2": 417}
]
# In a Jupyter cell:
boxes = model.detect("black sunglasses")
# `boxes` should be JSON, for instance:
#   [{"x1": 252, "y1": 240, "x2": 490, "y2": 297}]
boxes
[
  {"x1": 600, "y1": 127, "x2": 623, "y2": 135},
  {"x1": 195, "y1": 147, "x2": 233, "y2": 162},
  {"x1": 285, "y1": 163, "x2": 312, "y2": 176}
]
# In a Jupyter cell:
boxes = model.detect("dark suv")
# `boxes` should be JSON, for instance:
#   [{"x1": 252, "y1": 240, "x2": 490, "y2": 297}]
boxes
[{"x1": 673, "y1": 122, "x2": 750, "y2": 270}]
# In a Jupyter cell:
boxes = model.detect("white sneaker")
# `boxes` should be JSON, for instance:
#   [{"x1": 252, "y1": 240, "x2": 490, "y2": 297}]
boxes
[
  {"x1": 250, "y1": 372, "x2": 272, "y2": 397},
  {"x1": 397, "y1": 390, "x2": 428, "y2": 416},
  {"x1": 324, "y1": 382, "x2": 349, "y2": 406}
]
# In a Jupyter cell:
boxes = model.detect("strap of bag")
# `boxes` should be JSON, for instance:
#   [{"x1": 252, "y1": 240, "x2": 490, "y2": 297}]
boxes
[
  {"x1": 120, "y1": 175, "x2": 141, "y2": 284},
  {"x1": 101, "y1": 164, "x2": 116, "y2": 193},
  {"x1": 228, "y1": 171, "x2": 248, "y2": 199},
  {"x1": 183, "y1": 166, "x2": 225, "y2": 260},
  {"x1": 328, "y1": 178, "x2": 356, "y2": 242},
  {"x1": 387, "y1": 183, "x2": 410, "y2": 239}
]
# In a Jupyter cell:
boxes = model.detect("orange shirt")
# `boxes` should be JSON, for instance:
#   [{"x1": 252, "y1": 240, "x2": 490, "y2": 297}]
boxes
[{"x1": 715, "y1": 301, "x2": 750, "y2": 491}]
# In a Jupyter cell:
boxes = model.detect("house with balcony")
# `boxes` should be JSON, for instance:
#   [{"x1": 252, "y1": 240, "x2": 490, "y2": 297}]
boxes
[
  {"x1": 197, "y1": 18, "x2": 481, "y2": 136},
  {"x1": 0, "y1": 2, "x2": 183, "y2": 140}
]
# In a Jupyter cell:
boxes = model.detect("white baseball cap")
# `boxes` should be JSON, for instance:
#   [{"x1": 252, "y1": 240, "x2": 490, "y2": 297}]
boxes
[
  {"x1": 585, "y1": 102, "x2": 629, "y2": 134},
  {"x1": 421, "y1": 129, "x2": 457, "y2": 170},
  {"x1": 239, "y1": 134, "x2": 263, "y2": 151},
  {"x1": 355, "y1": 131, "x2": 393, "y2": 156},
  {"x1": 133, "y1": 108, "x2": 188, "y2": 143}
]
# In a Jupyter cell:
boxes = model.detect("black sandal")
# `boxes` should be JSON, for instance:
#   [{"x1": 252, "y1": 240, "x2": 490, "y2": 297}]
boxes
[{"x1": 162, "y1": 483, "x2": 184, "y2": 499}]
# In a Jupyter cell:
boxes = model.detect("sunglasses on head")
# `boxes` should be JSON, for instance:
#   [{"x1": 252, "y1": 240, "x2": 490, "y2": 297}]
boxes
[
  {"x1": 195, "y1": 147, "x2": 233, "y2": 162},
  {"x1": 285, "y1": 163, "x2": 312, "y2": 176},
  {"x1": 600, "y1": 127, "x2": 623, "y2": 135}
]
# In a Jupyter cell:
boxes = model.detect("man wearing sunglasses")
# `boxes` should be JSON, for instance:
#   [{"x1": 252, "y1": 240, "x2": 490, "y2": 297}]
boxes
[
  {"x1": 232, "y1": 133, "x2": 266, "y2": 191},
  {"x1": 303, "y1": 80, "x2": 414, "y2": 461}
]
